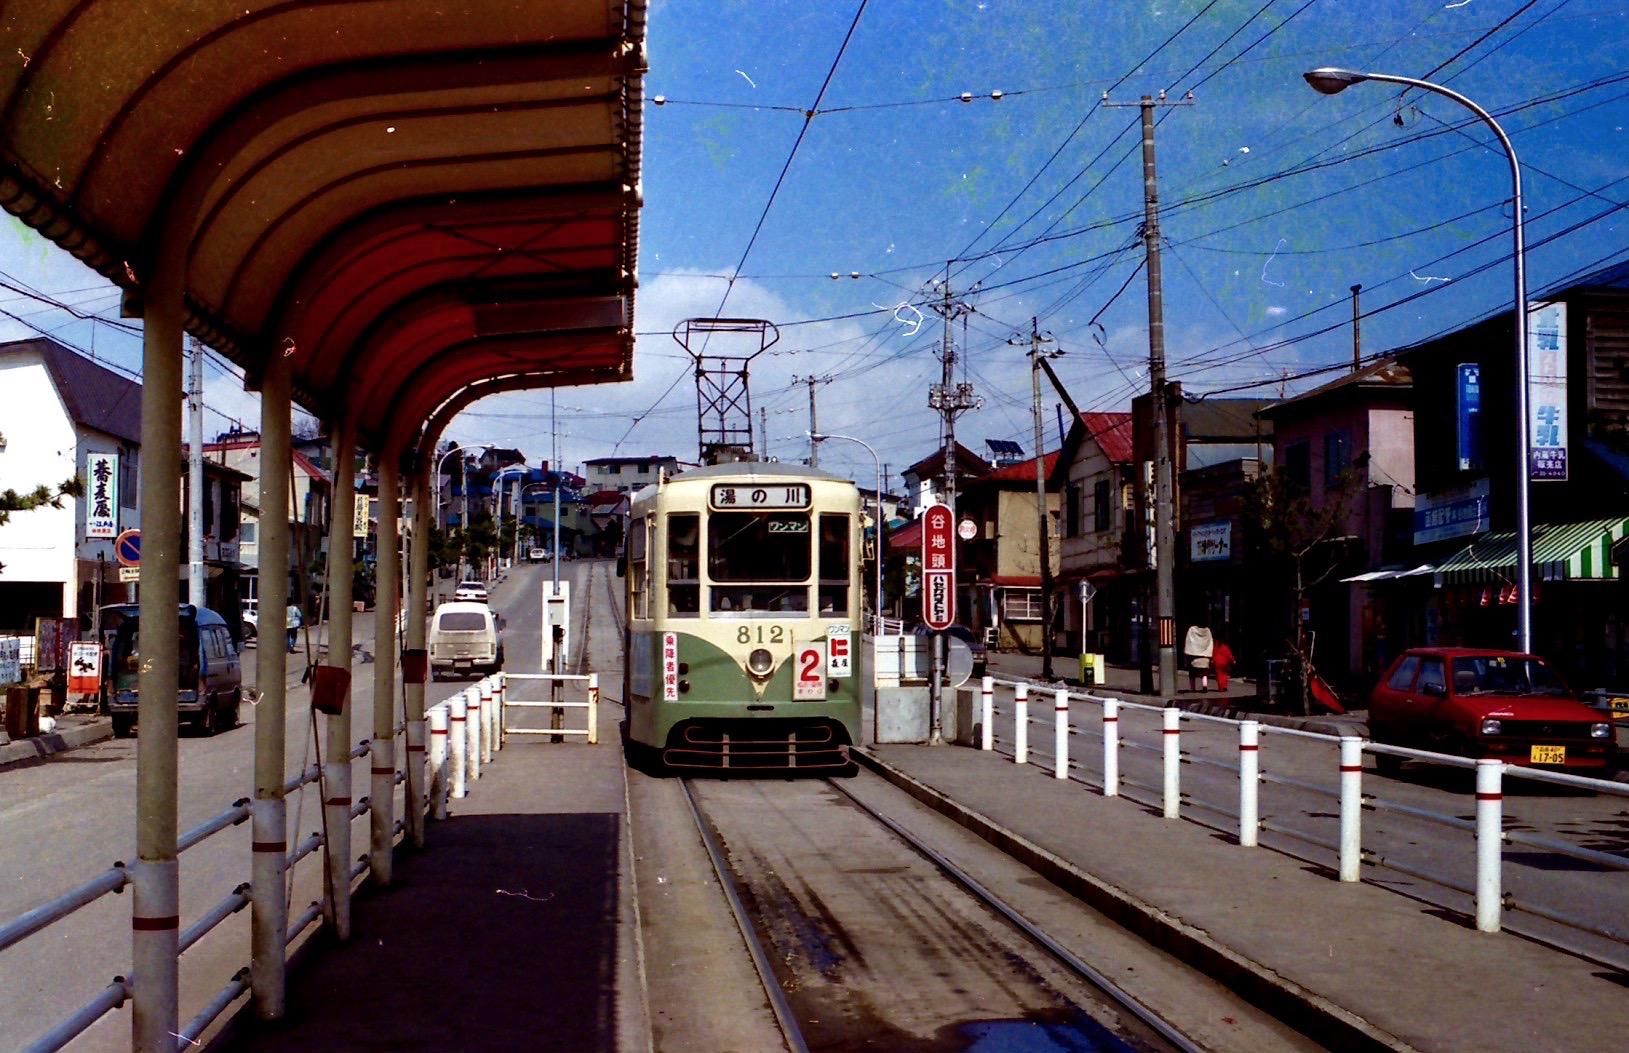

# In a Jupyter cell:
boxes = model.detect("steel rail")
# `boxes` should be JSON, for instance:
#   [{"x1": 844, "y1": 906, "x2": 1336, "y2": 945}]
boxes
[
  {"x1": 827, "y1": 776, "x2": 1203, "y2": 1053},
  {"x1": 179, "y1": 885, "x2": 250, "y2": 954},
  {"x1": 287, "y1": 831, "x2": 323, "y2": 869},
  {"x1": 177, "y1": 967, "x2": 248, "y2": 1048},
  {"x1": 177, "y1": 797, "x2": 251, "y2": 853},
  {"x1": 678, "y1": 779, "x2": 811, "y2": 1053},
  {"x1": 0, "y1": 864, "x2": 129, "y2": 953},
  {"x1": 285, "y1": 901, "x2": 322, "y2": 946},
  {"x1": 19, "y1": 978, "x2": 130, "y2": 1053}
]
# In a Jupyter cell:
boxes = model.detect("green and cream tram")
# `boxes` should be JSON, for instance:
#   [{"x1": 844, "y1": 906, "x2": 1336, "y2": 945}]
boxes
[{"x1": 621, "y1": 462, "x2": 862, "y2": 771}]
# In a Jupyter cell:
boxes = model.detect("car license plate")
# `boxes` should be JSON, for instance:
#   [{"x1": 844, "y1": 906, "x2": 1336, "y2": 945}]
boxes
[{"x1": 1529, "y1": 745, "x2": 1566, "y2": 765}]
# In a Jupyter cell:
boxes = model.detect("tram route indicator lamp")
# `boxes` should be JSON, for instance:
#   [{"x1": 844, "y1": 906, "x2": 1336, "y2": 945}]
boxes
[{"x1": 747, "y1": 648, "x2": 774, "y2": 678}]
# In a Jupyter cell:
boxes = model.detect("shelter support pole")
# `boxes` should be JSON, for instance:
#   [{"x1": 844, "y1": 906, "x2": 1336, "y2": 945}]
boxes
[
  {"x1": 370, "y1": 452, "x2": 400, "y2": 884},
  {"x1": 323, "y1": 418, "x2": 357, "y2": 939},
  {"x1": 250, "y1": 357, "x2": 293, "y2": 1018},
  {"x1": 132, "y1": 232, "x2": 184, "y2": 1053},
  {"x1": 405, "y1": 459, "x2": 431, "y2": 847}
]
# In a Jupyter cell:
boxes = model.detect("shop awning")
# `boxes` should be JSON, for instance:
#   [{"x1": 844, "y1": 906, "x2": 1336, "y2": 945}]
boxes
[
  {"x1": 887, "y1": 517, "x2": 923, "y2": 554},
  {"x1": 1435, "y1": 517, "x2": 1629, "y2": 584},
  {"x1": 1341, "y1": 564, "x2": 1434, "y2": 584}
]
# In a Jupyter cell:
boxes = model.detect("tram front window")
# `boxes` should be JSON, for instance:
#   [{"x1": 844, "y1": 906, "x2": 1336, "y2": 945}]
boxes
[
  {"x1": 708, "y1": 511, "x2": 810, "y2": 615},
  {"x1": 667, "y1": 514, "x2": 700, "y2": 616}
]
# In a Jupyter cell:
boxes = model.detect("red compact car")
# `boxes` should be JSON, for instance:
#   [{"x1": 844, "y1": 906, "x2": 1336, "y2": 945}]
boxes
[{"x1": 1368, "y1": 648, "x2": 1616, "y2": 772}]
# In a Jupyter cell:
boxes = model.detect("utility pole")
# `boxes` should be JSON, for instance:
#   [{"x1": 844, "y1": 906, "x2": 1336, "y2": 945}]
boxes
[
  {"x1": 758, "y1": 407, "x2": 768, "y2": 460},
  {"x1": 1013, "y1": 319, "x2": 1061, "y2": 679},
  {"x1": 187, "y1": 337, "x2": 205, "y2": 609},
  {"x1": 1350, "y1": 283, "x2": 1362, "y2": 372},
  {"x1": 792, "y1": 374, "x2": 831, "y2": 466},
  {"x1": 1106, "y1": 89, "x2": 1192, "y2": 698}
]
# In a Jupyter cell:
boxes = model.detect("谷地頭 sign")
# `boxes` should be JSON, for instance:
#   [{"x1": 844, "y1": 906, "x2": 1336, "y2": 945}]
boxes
[
  {"x1": 920, "y1": 505, "x2": 955, "y2": 630},
  {"x1": 85, "y1": 453, "x2": 118, "y2": 539}
]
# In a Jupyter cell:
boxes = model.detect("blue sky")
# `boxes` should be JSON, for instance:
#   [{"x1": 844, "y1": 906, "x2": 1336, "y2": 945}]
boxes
[{"x1": 3, "y1": 0, "x2": 1627, "y2": 489}]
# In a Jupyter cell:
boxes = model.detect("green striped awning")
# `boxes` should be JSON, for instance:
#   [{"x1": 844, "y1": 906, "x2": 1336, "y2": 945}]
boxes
[{"x1": 1435, "y1": 517, "x2": 1629, "y2": 584}]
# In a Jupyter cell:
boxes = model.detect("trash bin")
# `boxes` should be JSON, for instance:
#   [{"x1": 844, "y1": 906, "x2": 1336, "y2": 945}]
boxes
[{"x1": 1079, "y1": 653, "x2": 1106, "y2": 688}]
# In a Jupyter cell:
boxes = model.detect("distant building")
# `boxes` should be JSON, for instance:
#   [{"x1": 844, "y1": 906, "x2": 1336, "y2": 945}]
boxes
[
  {"x1": 1259, "y1": 360, "x2": 1415, "y2": 683},
  {"x1": 899, "y1": 442, "x2": 990, "y2": 517},
  {"x1": 583, "y1": 455, "x2": 685, "y2": 495},
  {"x1": 206, "y1": 429, "x2": 332, "y2": 606},
  {"x1": 0, "y1": 338, "x2": 142, "y2": 631},
  {"x1": 1052, "y1": 412, "x2": 1135, "y2": 660}
]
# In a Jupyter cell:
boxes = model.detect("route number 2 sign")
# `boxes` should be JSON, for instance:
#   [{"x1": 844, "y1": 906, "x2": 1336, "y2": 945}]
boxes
[{"x1": 794, "y1": 643, "x2": 826, "y2": 700}]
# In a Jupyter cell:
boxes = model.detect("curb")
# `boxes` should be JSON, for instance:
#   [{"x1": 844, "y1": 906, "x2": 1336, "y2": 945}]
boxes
[
  {"x1": 852, "y1": 747, "x2": 1421, "y2": 1053},
  {"x1": 0, "y1": 718, "x2": 113, "y2": 768}
]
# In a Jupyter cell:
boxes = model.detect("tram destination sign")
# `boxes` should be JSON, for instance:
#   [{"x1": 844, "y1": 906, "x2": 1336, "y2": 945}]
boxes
[
  {"x1": 710, "y1": 483, "x2": 810, "y2": 510},
  {"x1": 921, "y1": 504, "x2": 956, "y2": 630}
]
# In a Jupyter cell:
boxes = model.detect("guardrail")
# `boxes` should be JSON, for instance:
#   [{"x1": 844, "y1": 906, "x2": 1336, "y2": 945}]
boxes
[
  {"x1": 499, "y1": 672, "x2": 599, "y2": 744},
  {"x1": 3, "y1": 671, "x2": 527, "y2": 1052},
  {"x1": 972, "y1": 675, "x2": 1629, "y2": 958}
]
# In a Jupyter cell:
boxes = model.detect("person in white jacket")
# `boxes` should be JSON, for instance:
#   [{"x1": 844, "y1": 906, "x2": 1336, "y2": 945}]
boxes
[{"x1": 1184, "y1": 624, "x2": 1214, "y2": 692}]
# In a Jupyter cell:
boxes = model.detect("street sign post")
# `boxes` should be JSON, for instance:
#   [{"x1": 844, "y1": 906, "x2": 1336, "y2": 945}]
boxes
[{"x1": 921, "y1": 505, "x2": 955, "y2": 630}]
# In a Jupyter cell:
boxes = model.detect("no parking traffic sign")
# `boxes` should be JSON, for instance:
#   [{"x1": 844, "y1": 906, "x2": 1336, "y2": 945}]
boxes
[{"x1": 115, "y1": 529, "x2": 142, "y2": 567}]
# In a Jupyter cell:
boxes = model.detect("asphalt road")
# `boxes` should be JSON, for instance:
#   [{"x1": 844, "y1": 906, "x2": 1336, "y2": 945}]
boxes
[{"x1": 0, "y1": 563, "x2": 558, "y2": 1051}]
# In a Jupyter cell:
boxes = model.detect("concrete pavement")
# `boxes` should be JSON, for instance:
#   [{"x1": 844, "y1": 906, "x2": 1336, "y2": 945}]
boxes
[{"x1": 859, "y1": 742, "x2": 1629, "y2": 1052}]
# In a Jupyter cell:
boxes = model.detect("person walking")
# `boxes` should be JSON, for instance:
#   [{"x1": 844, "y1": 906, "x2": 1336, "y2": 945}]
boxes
[
  {"x1": 1184, "y1": 624, "x2": 1214, "y2": 692},
  {"x1": 1212, "y1": 636, "x2": 1235, "y2": 692},
  {"x1": 286, "y1": 602, "x2": 303, "y2": 654}
]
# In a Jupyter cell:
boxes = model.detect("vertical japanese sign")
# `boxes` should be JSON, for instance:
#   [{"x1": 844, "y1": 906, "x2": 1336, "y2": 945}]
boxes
[
  {"x1": 353, "y1": 495, "x2": 370, "y2": 537},
  {"x1": 921, "y1": 504, "x2": 955, "y2": 630},
  {"x1": 660, "y1": 631, "x2": 679, "y2": 701},
  {"x1": 85, "y1": 453, "x2": 119, "y2": 538},
  {"x1": 1528, "y1": 301, "x2": 1568, "y2": 480},
  {"x1": 1455, "y1": 363, "x2": 1482, "y2": 472}
]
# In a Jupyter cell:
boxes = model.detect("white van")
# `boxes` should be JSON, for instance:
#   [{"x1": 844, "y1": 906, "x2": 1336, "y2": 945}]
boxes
[{"x1": 429, "y1": 601, "x2": 504, "y2": 680}]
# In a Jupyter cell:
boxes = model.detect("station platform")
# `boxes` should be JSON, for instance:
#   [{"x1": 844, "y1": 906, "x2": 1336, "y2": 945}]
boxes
[
  {"x1": 211, "y1": 730, "x2": 648, "y2": 1053},
  {"x1": 860, "y1": 743, "x2": 1629, "y2": 1053}
]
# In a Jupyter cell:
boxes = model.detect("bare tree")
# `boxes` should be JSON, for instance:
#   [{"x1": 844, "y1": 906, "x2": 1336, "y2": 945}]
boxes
[{"x1": 1246, "y1": 456, "x2": 1368, "y2": 712}]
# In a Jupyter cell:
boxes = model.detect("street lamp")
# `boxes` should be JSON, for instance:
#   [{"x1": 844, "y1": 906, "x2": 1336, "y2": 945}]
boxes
[
  {"x1": 1303, "y1": 67, "x2": 1534, "y2": 653},
  {"x1": 809, "y1": 432, "x2": 886, "y2": 635},
  {"x1": 491, "y1": 464, "x2": 531, "y2": 573},
  {"x1": 434, "y1": 442, "x2": 490, "y2": 581}
]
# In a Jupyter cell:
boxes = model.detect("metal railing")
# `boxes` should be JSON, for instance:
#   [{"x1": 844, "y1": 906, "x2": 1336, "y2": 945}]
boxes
[
  {"x1": 3, "y1": 671, "x2": 530, "y2": 1052},
  {"x1": 499, "y1": 672, "x2": 599, "y2": 744},
  {"x1": 972, "y1": 675, "x2": 1629, "y2": 956}
]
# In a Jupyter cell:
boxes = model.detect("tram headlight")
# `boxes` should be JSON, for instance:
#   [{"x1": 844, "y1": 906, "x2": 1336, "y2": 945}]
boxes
[{"x1": 747, "y1": 648, "x2": 774, "y2": 678}]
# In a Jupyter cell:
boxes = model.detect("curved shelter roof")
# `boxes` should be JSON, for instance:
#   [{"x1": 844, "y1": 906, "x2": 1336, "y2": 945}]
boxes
[{"x1": 0, "y1": 1, "x2": 645, "y2": 448}]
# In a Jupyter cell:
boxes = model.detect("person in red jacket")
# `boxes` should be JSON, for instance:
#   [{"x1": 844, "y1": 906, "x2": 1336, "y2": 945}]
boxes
[{"x1": 1212, "y1": 638, "x2": 1235, "y2": 692}]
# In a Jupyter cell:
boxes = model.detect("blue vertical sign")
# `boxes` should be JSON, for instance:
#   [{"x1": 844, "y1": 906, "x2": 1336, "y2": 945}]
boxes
[{"x1": 1455, "y1": 363, "x2": 1481, "y2": 472}]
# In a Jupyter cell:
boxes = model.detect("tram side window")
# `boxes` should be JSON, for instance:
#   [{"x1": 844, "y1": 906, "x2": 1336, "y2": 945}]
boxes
[
  {"x1": 667, "y1": 513, "x2": 700, "y2": 616},
  {"x1": 818, "y1": 514, "x2": 850, "y2": 614},
  {"x1": 629, "y1": 516, "x2": 649, "y2": 619}
]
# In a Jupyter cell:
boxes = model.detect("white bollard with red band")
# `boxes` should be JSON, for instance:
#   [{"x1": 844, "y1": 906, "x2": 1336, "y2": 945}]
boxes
[
  {"x1": 466, "y1": 688, "x2": 483, "y2": 783},
  {"x1": 496, "y1": 673, "x2": 507, "y2": 749},
  {"x1": 480, "y1": 679, "x2": 495, "y2": 764},
  {"x1": 980, "y1": 676, "x2": 994, "y2": 751},
  {"x1": 588, "y1": 673, "x2": 600, "y2": 745},
  {"x1": 1162, "y1": 706, "x2": 1180, "y2": 819},
  {"x1": 1053, "y1": 689, "x2": 1069, "y2": 779},
  {"x1": 1238, "y1": 720, "x2": 1259, "y2": 847},
  {"x1": 1102, "y1": 698, "x2": 1119, "y2": 797},
  {"x1": 428, "y1": 706, "x2": 449, "y2": 820},
  {"x1": 1339, "y1": 736, "x2": 1363, "y2": 881},
  {"x1": 1014, "y1": 684, "x2": 1029, "y2": 766},
  {"x1": 448, "y1": 696, "x2": 467, "y2": 801},
  {"x1": 1475, "y1": 759, "x2": 1504, "y2": 932}
]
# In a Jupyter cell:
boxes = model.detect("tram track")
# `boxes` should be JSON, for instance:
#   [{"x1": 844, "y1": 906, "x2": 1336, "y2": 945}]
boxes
[{"x1": 677, "y1": 773, "x2": 1213, "y2": 1053}]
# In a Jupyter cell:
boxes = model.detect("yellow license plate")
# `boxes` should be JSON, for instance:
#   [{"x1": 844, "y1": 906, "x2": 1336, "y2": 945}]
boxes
[{"x1": 1529, "y1": 745, "x2": 1566, "y2": 765}]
